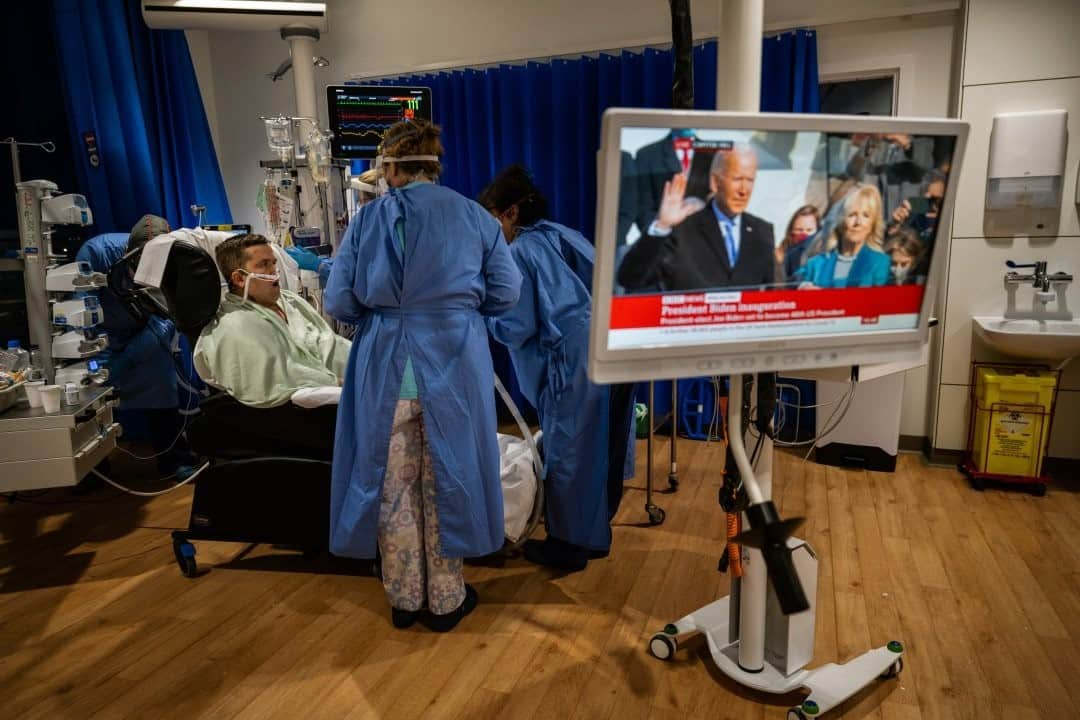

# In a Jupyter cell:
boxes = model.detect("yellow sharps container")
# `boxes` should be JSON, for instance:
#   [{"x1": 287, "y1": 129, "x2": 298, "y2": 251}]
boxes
[{"x1": 971, "y1": 366, "x2": 1057, "y2": 477}]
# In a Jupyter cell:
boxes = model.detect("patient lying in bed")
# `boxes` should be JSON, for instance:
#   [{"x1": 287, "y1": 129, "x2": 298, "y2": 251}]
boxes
[{"x1": 192, "y1": 234, "x2": 351, "y2": 409}]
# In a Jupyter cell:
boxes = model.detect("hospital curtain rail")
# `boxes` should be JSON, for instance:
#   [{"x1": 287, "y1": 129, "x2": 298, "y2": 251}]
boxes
[
  {"x1": 366, "y1": 30, "x2": 820, "y2": 422},
  {"x1": 50, "y1": 0, "x2": 233, "y2": 234}
]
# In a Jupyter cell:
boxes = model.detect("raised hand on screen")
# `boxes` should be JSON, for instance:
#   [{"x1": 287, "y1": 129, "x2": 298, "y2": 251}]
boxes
[
  {"x1": 891, "y1": 199, "x2": 912, "y2": 226},
  {"x1": 656, "y1": 173, "x2": 697, "y2": 232}
]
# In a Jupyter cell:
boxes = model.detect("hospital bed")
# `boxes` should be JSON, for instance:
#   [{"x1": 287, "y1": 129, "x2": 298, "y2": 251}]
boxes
[{"x1": 109, "y1": 240, "x2": 544, "y2": 578}]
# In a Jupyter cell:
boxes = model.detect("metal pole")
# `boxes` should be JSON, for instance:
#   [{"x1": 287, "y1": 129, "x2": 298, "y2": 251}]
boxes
[
  {"x1": 669, "y1": 381, "x2": 679, "y2": 489},
  {"x1": 15, "y1": 182, "x2": 55, "y2": 383},
  {"x1": 716, "y1": 0, "x2": 768, "y2": 674},
  {"x1": 283, "y1": 28, "x2": 326, "y2": 242},
  {"x1": 10, "y1": 142, "x2": 21, "y2": 187},
  {"x1": 647, "y1": 381, "x2": 655, "y2": 510}
]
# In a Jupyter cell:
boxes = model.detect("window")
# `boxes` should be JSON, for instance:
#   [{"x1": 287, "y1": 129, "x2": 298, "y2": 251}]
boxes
[{"x1": 819, "y1": 73, "x2": 898, "y2": 116}]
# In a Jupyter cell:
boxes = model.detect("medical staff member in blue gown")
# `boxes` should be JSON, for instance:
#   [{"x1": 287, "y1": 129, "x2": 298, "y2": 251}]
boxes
[
  {"x1": 76, "y1": 215, "x2": 195, "y2": 479},
  {"x1": 480, "y1": 165, "x2": 636, "y2": 573},
  {"x1": 324, "y1": 120, "x2": 522, "y2": 633}
]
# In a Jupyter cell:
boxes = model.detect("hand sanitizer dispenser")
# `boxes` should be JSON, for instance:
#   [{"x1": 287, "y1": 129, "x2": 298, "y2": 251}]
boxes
[{"x1": 986, "y1": 109, "x2": 1067, "y2": 210}]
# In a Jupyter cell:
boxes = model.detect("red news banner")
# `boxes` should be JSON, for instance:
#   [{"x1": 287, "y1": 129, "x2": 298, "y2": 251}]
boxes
[{"x1": 610, "y1": 286, "x2": 924, "y2": 329}]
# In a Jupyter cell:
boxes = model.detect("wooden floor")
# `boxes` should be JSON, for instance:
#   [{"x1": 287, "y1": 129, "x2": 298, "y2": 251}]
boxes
[{"x1": 2, "y1": 438, "x2": 1080, "y2": 719}]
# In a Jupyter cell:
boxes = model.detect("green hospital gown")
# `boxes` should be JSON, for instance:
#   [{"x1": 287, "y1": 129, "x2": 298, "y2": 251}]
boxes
[{"x1": 194, "y1": 290, "x2": 352, "y2": 408}]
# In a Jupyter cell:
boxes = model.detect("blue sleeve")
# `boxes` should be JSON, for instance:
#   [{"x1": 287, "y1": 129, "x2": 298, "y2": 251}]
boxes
[
  {"x1": 75, "y1": 240, "x2": 108, "y2": 273},
  {"x1": 487, "y1": 249, "x2": 537, "y2": 349},
  {"x1": 324, "y1": 215, "x2": 366, "y2": 323},
  {"x1": 318, "y1": 258, "x2": 333, "y2": 289},
  {"x1": 478, "y1": 214, "x2": 522, "y2": 316}
]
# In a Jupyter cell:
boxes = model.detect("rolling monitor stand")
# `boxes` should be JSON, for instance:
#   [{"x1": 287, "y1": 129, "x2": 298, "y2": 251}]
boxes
[{"x1": 589, "y1": 109, "x2": 968, "y2": 717}]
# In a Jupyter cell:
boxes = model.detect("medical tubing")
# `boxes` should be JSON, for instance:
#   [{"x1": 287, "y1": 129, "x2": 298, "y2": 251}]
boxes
[
  {"x1": 494, "y1": 374, "x2": 545, "y2": 548},
  {"x1": 494, "y1": 375, "x2": 543, "y2": 481},
  {"x1": 801, "y1": 380, "x2": 859, "y2": 462},
  {"x1": 90, "y1": 461, "x2": 209, "y2": 497},
  {"x1": 113, "y1": 321, "x2": 202, "y2": 461}
]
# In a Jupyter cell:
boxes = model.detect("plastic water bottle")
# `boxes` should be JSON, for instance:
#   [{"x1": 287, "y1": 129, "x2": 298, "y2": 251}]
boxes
[
  {"x1": 6, "y1": 340, "x2": 30, "y2": 373},
  {"x1": 29, "y1": 349, "x2": 44, "y2": 381}
]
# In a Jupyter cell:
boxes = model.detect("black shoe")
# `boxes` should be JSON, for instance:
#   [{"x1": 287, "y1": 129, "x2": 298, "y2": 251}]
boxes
[
  {"x1": 391, "y1": 607, "x2": 421, "y2": 629},
  {"x1": 523, "y1": 538, "x2": 588, "y2": 572},
  {"x1": 426, "y1": 585, "x2": 478, "y2": 633}
]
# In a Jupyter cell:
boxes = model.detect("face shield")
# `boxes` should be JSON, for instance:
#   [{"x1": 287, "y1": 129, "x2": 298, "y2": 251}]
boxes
[{"x1": 373, "y1": 136, "x2": 439, "y2": 196}]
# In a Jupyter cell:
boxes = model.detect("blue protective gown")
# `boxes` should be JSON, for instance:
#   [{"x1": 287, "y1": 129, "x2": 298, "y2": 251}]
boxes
[
  {"x1": 75, "y1": 234, "x2": 178, "y2": 409},
  {"x1": 487, "y1": 221, "x2": 615, "y2": 552},
  {"x1": 324, "y1": 183, "x2": 522, "y2": 560}
]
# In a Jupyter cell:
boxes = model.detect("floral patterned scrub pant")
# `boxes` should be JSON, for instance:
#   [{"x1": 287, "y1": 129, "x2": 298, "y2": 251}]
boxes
[{"x1": 379, "y1": 399, "x2": 467, "y2": 615}]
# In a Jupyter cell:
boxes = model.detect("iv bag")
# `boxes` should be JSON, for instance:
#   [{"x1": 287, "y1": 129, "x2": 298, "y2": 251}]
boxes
[
  {"x1": 264, "y1": 117, "x2": 293, "y2": 161},
  {"x1": 306, "y1": 127, "x2": 331, "y2": 185}
]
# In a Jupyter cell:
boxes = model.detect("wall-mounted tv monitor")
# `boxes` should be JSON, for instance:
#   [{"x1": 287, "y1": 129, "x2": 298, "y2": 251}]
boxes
[
  {"x1": 589, "y1": 109, "x2": 969, "y2": 383},
  {"x1": 326, "y1": 85, "x2": 432, "y2": 159}
]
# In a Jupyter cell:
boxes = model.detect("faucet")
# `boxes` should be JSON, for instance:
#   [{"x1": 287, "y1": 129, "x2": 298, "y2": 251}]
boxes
[
  {"x1": 1005, "y1": 260, "x2": 1072, "y2": 292},
  {"x1": 1003, "y1": 260, "x2": 1073, "y2": 320}
]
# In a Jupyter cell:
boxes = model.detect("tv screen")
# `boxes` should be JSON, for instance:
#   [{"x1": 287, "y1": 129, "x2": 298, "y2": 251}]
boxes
[
  {"x1": 326, "y1": 85, "x2": 432, "y2": 159},
  {"x1": 590, "y1": 111, "x2": 968, "y2": 382}
]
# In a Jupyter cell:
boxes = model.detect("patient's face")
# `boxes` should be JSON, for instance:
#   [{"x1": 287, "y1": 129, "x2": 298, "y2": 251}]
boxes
[{"x1": 240, "y1": 244, "x2": 281, "y2": 306}]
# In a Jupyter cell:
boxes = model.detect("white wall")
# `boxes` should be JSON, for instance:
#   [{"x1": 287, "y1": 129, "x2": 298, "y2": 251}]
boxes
[
  {"x1": 817, "y1": 11, "x2": 957, "y2": 118},
  {"x1": 816, "y1": 11, "x2": 958, "y2": 440},
  {"x1": 932, "y1": 0, "x2": 1080, "y2": 459},
  {"x1": 184, "y1": 30, "x2": 222, "y2": 171}
]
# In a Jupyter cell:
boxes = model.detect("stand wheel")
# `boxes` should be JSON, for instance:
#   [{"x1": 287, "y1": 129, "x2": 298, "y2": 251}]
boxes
[
  {"x1": 647, "y1": 505, "x2": 666, "y2": 526},
  {"x1": 649, "y1": 633, "x2": 676, "y2": 660},
  {"x1": 787, "y1": 709, "x2": 808, "y2": 720},
  {"x1": 1030, "y1": 483, "x2": 1047, "y2": 497},
  {"x1": 970, "y1": 477, "x2": 986, "y2": 491},
  {"x1": 880, "y1": 657, "x2": 903, "y2": 679},
  {"x1": 173, "y1": 539, "x2": 197, "y2": 578}
]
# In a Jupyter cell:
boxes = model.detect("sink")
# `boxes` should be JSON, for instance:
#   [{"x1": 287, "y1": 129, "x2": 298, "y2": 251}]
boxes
[{"x1": 972, "y1": 316, "x2": 1080, "y2": 361}]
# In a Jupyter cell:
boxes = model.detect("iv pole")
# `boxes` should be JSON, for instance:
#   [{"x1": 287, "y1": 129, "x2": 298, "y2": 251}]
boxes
[
  {"x1": 3, "y1": 138, "x2": 57, "y2": 382},
  {"x1": 2, "y1": 137, "x2": 56, "y2": 187}
]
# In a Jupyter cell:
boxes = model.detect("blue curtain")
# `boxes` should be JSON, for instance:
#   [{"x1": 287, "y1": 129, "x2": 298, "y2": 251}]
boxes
[
  {"x1": 51, "y1": 0, "x2": 231, "y2": 233},
  {"x1": 371, "y1": 30, "x2": 819, "y2": 418},
  {"x1": 371, "y1": 31, "x2": 818, "y2": 240}
]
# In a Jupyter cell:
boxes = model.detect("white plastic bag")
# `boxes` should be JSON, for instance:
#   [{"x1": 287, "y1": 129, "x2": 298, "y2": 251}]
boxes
[{"x1": 499, "y1": 432, "x2": 538, "y2": 542}]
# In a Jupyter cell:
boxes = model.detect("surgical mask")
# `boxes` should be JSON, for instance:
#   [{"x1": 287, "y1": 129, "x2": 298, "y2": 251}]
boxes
[
  {"x1": 890, "y1": 264, "x2": 910, "y2": 284},
  {"x1": 239, "y1": 269, "x2": 280, "y2": 302}
]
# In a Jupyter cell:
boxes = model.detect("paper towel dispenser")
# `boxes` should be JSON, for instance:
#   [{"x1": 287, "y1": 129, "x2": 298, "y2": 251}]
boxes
[{"x1": 986, "y1": 109, "x2": 1067, "y2": 210}]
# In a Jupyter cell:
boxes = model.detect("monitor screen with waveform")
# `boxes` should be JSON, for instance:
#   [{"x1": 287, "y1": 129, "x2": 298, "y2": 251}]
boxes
[{"x1": 327, "y1": 85, "x2": 433, "y2": 159}]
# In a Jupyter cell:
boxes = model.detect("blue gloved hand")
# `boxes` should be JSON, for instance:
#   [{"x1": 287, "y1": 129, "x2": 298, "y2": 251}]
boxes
[{"x1": 285, "y1": 245, "x2": 322, "y2": 272}]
